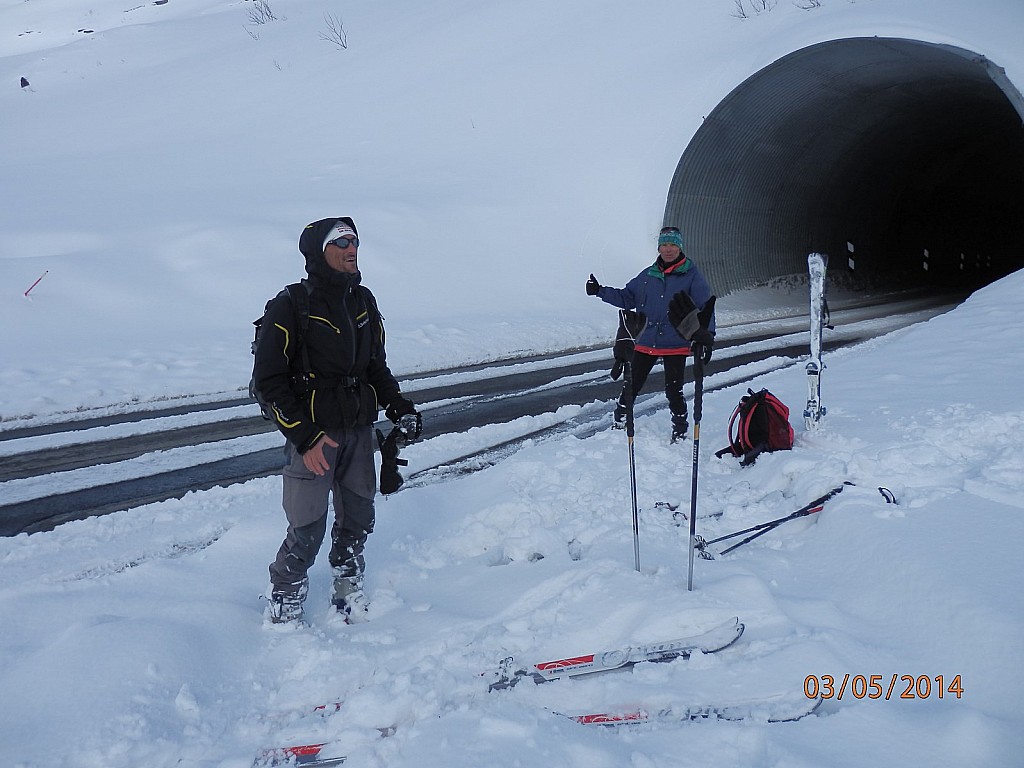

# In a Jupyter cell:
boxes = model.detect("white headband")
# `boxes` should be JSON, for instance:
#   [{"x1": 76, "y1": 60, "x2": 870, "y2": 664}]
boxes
[{"x1": 323, "y1": 223, "x2": 357, "y2": 250}]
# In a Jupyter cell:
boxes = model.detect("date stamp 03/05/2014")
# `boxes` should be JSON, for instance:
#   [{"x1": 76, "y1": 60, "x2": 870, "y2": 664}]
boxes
[{"x1": 804, "y1": 674, "x2": 964, "y2": 701}]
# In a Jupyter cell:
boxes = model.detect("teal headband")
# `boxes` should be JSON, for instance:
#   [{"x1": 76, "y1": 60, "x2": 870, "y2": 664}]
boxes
[{"x1": 658, "y1": 229, "x2": 684, "y2": 248}]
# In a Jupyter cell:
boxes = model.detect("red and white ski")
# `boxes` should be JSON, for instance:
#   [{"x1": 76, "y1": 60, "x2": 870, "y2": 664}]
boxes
[
  {"x1": 560, "y1": 691, "x2": 822, "y2": 728},
  {"x1": 253, "y1": 703, "x2": 394, "y2": 767},
  {"x1": 487, "y1": 616, "x2": 744, "y2": 691},
  {"x1": 255, "y1": 617, "x2": 748, "y2": 764}
]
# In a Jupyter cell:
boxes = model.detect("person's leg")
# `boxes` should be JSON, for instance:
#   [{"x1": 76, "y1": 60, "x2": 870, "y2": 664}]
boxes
[
  {"x1": 266, "y1": 438, "x2": 338, "y2": 622},
  {"x1": 615, "y1": 351, "x2": 657, "y2": 423},
  {"x1": 663, "y1": 354, "x2": 689, "y2": 441},
  {"x1": 267, "y1": 516, "x2": 327, "y2": 622},
  {"x1": 328, "y1": 486, "x2": 375, "y2": 620},
  {"x1": 329, "y1": 484, "x2": 375, "y2": 577},
  {"x1": 326, "y1": 428, "x2": 377, "y2": 619}
]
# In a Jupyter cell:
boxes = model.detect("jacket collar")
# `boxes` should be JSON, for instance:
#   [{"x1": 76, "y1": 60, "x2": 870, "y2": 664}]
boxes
[{"x1": 648, "y1": 254, "x2": 692, "y2": 279}]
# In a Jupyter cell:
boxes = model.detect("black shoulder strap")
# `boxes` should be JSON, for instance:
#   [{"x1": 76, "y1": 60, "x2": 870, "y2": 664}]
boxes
[
  {"x1": 284, "y1": 281, "x2": 311, "y2": 329},
  {"x1": 360, "y1": 285, "x2": 381, "y2": 319},
  {"x1": 284, "y1": 281, "x2": 313, "y2": 374},
  {"x1": 360, "y1": 286, "x2": 385, "y2": 350}
]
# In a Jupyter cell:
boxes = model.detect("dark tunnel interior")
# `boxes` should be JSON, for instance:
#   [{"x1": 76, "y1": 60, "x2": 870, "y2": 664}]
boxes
[{"x1": 664, "y1": 37, "x2": 1024, "y2": 297}]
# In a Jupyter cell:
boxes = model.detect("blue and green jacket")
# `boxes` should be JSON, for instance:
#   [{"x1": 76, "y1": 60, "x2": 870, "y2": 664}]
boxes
[{"x1": 596, "y1": 255, "x2": 715, "y2": 355}]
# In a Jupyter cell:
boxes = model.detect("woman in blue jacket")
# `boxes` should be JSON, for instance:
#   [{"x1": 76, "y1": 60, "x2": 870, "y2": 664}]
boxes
[{"x1": 587, "y1": 226, "x2": 715, "y2": 443}]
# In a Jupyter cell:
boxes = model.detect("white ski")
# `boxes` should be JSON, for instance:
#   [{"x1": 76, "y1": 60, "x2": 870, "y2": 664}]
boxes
[
  {"x1": 559, "y1": 691, "x2": 822, "y2": 728},
  {"x1": 488, "y1": 617, "x2": 744, "y2": 690},
  {"x1": 805, "y1": 252, "x2": 829, "y2": 430},
  {"x1": 253, "y1": 684, "x2": 815, "y2": 766},
  {"x1": 253, "y1": 704, "x2": 394, "y2": 767}
]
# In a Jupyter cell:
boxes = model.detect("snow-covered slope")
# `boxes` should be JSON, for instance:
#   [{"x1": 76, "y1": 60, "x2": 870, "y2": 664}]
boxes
[
  {"x1": 2, "y1": 269, "x2": 1023, "y2": 766},
  {"x1": 2, "y1": 0, "x2": 1022, "y2": 419},
  {"x1": 1, "y1": 1, "x2": 1022, "y2": 766}
]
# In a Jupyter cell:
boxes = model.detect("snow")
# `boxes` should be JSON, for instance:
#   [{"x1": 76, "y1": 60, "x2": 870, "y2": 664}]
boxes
[{"x1": 2, "y1": 0, "x2": 1023, "y2": 766}]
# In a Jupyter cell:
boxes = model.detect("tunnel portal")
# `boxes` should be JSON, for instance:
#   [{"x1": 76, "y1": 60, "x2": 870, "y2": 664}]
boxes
[{"x1": 665, "y1": 37, "x2": 1024, "y2": 295}]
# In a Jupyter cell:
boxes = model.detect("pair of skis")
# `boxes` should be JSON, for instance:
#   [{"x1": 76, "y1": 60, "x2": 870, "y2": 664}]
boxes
[
  {"x1": 253, "y1": 617, "x2": 820, "y2": 766},
  {"x1": 805, "y1": 252, "x2": 831, "y2": 430}
]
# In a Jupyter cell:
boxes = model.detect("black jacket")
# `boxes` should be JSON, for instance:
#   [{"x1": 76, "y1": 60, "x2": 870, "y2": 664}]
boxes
[{"x1": 252, "y1": 217, "x2": 409, "y2": 453}]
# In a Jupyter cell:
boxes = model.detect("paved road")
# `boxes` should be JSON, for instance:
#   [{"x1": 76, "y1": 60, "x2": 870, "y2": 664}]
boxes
[{"x1": 0, "y1": 294, "x2": 961, "y2": 535}]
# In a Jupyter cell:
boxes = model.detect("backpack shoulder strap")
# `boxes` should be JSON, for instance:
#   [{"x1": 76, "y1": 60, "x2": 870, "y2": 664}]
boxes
[
  {"x1": 716, "y1": 395, "x2": 748, "y2": 458},
  {"x1": 736, "y1": 389, "x2": 764, "y2": 450},
  {"x1": 284, "y1": 281, "x2": 311, "y2": 330},
  {"x1": 359, "y1": 286, "x2": 386, "y2": 351},
  {"x1": 283, "y1": 281, "x2": 313, "y2": 374}
]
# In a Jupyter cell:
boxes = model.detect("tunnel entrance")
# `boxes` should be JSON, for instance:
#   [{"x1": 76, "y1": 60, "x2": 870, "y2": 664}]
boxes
[{"x1": 664, "y1": 37, "x2": 1024, "y2": 296}]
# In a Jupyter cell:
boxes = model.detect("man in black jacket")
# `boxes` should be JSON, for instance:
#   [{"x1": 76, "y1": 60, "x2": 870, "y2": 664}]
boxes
[{"x1": 253, "y1": 216, "x2": 421, "y2": 625}]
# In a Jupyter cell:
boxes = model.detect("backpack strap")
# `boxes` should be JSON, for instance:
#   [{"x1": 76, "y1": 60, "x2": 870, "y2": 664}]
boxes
[
  {"x1": 284, "y1": 281, "x2": 313, "y2": 378},
  {"x1": 715, "y1": 398, "x2": 747, "y2": 458},
  {"x1": 736, "y1": 389, "x2": 762, "y2": 452}
]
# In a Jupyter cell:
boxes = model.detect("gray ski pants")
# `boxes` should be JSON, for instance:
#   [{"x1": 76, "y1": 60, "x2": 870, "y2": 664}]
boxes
[{"x1": 269, "y1": 427, "x2": 377, "y2": 594}]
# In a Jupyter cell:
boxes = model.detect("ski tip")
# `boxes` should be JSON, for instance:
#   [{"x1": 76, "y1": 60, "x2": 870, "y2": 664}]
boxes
[
  {"x1": 718, "y1": 615, "x2": 742, "y2": 633},
  {"x1": 768, "y1": 693, "x2": 822, "y2": 723},
  {"x1": 696, "y1": 617, "x2": 744, "y2": 654},
  {"x1": 727, "y1": 619, "x2": 745, "y2": 647}
]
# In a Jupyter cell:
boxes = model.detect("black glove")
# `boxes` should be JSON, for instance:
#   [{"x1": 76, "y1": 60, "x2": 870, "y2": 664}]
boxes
[
  {"x1": 397, "y1": 411, "x2": 422, "y2": 443},
  {"x1": 691, "y1": 328, "x2": 714, "y2": 348},
  {"x1": 586, "y1": 273, "x2": 601, "y2": 296},
  {"x1": 610, "y1": 310, "x2": 643, "y2": 380},
  {"x1": 668, "y1": 291, "x2": 700, "y2": 340},
  {"x1": 376, "y1": 427, "x2": 408, "y2": 495},
  {"x1": 385, "y1": 398, "x2": 422, "y2": 443},
  {"x1": 691, "y1": 327, "x2": 714, "y2": 366},
  {"x1": 385, "y1": 397, "x2": 415, "y2": 422}
]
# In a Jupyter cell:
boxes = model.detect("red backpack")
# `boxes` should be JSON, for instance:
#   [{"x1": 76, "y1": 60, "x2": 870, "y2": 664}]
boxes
[{"x1": 715, "y1": 389, "x2": 794, "y2": 466}]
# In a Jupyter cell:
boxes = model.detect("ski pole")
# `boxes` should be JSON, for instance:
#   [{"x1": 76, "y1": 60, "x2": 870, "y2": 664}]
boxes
[
  {"x1": 706, "y1": 484, "x2": 851, "y2": 545},
  {"x1": 625, "y1": 361, "x2": 641, "y2": 572},
  {"x1": 686, "y1": 347, "x2": 705, "y2": 591},
  {"x1": 680, "y1": 294, "x2": 715, "y2": 592},
  {"x1": 618, "y1": 360, "x2": 634, "y2": 573},
  {"x1": 704, "y1": 483, "x2": 852, "y2": 557},
  {"x1": 24, "y1": 270, "x2": 48, "y2": 297}
]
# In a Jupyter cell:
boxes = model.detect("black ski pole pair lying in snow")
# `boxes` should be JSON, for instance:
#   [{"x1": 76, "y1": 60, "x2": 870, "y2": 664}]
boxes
[{"x1": 694, "y1": 483, "x2": 896, "y2": 560}]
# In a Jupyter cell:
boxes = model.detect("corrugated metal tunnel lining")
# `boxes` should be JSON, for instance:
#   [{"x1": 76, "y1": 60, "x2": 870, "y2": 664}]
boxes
[{"x1": 665, "y1": 37, "x2": 1024, "y2": 296}]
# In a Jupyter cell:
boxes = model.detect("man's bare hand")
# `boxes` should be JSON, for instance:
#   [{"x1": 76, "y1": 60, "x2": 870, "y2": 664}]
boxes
[{"x1": 302, "y1": 434, "x2": 339, "y2": 476}]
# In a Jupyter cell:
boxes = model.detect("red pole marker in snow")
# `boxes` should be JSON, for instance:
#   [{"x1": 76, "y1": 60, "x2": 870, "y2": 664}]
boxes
[{"x1": 24, "y1": 270, "x2": 48, "y2": 297}]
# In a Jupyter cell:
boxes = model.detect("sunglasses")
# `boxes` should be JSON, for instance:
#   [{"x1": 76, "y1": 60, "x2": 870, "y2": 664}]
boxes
[
  {"x1": 660, "y1": 227, "x2": 680, "y2": 234},
  {"x1": 328, "y1": 236, "x2": 359, "y2": 249}
]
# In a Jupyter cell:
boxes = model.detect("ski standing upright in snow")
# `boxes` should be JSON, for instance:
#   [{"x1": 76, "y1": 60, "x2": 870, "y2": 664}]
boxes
[{"x1": 804, "y1": 252, "x2": 830, "y2": 430}]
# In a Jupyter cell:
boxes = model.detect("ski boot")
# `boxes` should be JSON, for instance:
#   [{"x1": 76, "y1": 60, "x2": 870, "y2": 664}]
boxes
[
  {"x1": 267, "y1": 577, "x2": 308, "y2": 625},
  {"x1": 670, "y1": 415, "x2": 689, "y2": 444},
  {"x1": 332, "y1": 569, "x2": 369, "y2": 624},
  {"x1": 613, "y1": 403, "x2": 627, "y2": 429}
]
